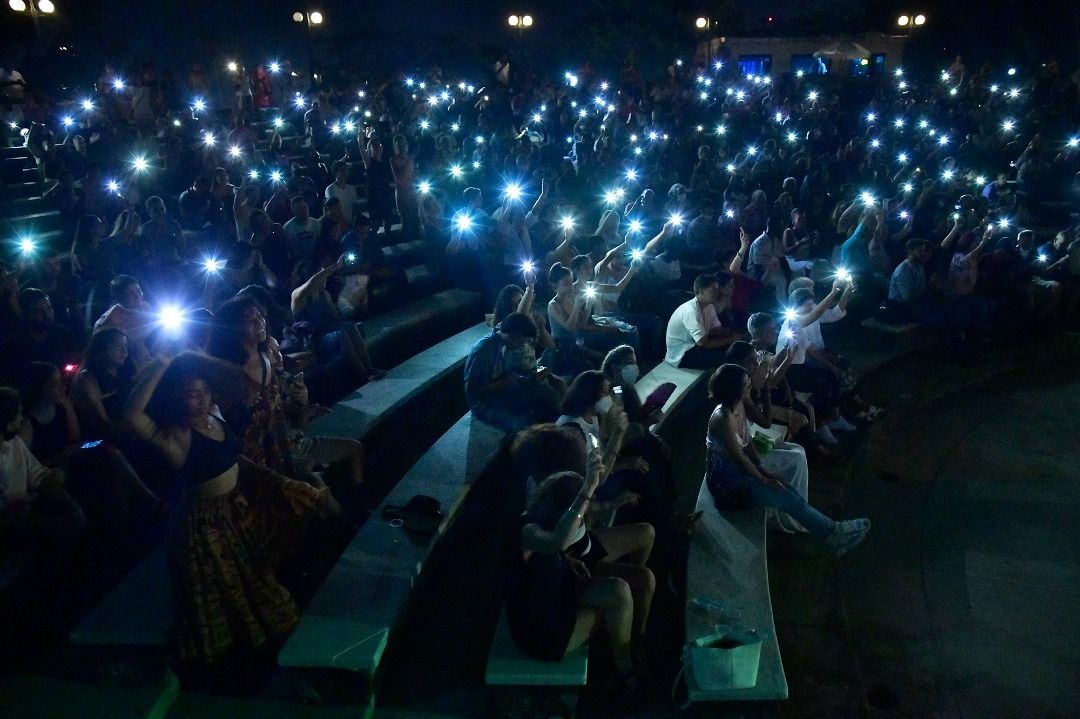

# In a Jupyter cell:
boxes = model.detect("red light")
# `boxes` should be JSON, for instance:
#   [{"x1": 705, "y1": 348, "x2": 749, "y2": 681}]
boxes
[{"x1": 64, "y1": 363, "x2": 78, "y2": 373}]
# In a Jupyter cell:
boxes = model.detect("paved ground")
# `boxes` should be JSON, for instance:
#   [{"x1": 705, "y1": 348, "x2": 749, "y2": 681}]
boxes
[{"x1": 2, "y1": 338, "x2": 1078, "y2": 718}]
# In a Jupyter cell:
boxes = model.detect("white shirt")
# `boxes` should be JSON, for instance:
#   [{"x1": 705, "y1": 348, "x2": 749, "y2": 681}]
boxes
[
  {"x1": 325, "y1": 182, "x2": 359, "y2": 224},
  {"x1": 665, "y1": 298, "x2": 719, "y2": 366},
  {"x1": 778, "y1": 307, "x2": 845, "y2": 364},
  {"x1": 0, "y1": 437, "x2": 47, "y2": 509},
  {"x1": 556, "y1": 415, "x2": 602, "y2": 453},
  {"x1": 282, "y1": 216, "x2": 321, "y2": 261}
]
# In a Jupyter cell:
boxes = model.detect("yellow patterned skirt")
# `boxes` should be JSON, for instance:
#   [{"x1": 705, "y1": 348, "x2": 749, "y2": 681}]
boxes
[{"x1": 169, "y1": 461, "x2": 329, "y2": 665}]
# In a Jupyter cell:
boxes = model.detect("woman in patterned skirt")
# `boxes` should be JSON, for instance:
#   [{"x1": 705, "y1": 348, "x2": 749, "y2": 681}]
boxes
[{"x1": 125, "y1": 351, "x2": 339, "y2": 668}]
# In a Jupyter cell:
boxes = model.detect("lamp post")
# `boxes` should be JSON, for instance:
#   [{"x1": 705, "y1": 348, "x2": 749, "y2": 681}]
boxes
[
  {"x1": 896, "y1": 13, "x2": 927, "y2": 36},
  {"x1": 695, "y1": 17, "x2": 713, "y2": 70},
  {"x1": 8, "y1": 0, "x2": 56, "y2": 34},
  {"x1": 292, "y1": 9, "x2": 324, "y2": 89},
  {"x1": 507, "y1": 14, "x2": 533, "y2": 67}
]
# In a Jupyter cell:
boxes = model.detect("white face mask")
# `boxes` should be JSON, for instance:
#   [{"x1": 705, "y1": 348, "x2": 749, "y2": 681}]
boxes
[
  {"x1": 594, "y1": 395, "x2": 614, "y2": 415},
  {"x1": 621, "y1": 364, "x2": 640, "y2": 385}
]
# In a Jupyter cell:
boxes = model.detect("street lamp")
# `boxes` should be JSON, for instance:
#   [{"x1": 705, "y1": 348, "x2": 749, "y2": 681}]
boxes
[
  {"x1": 695, "y1": 17, "x2": 713, "y2": 70},
  {"x1": 507, "y1": 13, "x2": 533, "y2": 67},
  {"x1": 896, "y1": 13, "x2": 927, "y2": 36},
  {"x1": 8, "y1": 0, "x2": 56, "y2": 35},
  {"x1": 292, "y1": 9, "x2": 324, "y2": 89}
]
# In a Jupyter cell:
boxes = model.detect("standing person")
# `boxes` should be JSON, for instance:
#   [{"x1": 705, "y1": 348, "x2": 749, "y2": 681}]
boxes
[
  {"x1": 206, "y1": 297, "x2": 295, "y2": 478},
  {"x1": 123, "y1": 352, "x2": 338, "y2": 671},
  {"x1": 664, "y1": 273, "x2": 741, "y2": 369},
  {"x1": 704, "y1": 364, "x2": 869, "y2": 553},
  {"x1": 389, "y1": 135, "x2": 419, "y2": 240},
  {"x1": 359, "y1": 132, "x2": 395, "y2": 236},
  {"x1": 93, "y1": 275, "x2": 154, "y2": 369},
  {"x1": 324, "y1": 161, "x2": 358, "y2": 226},
  {"x1": 282, "y1": 196, "x2": 321, "y2": 265}
]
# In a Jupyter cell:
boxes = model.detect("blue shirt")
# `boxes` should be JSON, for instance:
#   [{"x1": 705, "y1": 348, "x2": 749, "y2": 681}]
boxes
[
  {"x1": 839, "y1": 222, "x2": 869, "y2": 274},
  {"x1": 464, "y1": 330, "x2": 509, "y2": 411},
  {"x1": 889, "y1": 259, "x2": 926, "y2": 302}
]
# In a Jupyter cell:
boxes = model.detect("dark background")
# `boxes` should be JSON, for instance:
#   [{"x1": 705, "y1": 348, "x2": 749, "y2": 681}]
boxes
[{"x1": 2, "y1": 0, "x2": 1078, "y2": 90}]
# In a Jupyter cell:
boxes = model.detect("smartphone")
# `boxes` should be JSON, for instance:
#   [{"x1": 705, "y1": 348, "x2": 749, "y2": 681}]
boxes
[
  {"x1": 535, "y1": 365, "x2": 546, "y2": 375},
  {"x1": 613, "y1": 386, "x2": 623, "y2": 396},
  {"x1": 80, "y1": 440, "x2": 104, "y2": 450}
]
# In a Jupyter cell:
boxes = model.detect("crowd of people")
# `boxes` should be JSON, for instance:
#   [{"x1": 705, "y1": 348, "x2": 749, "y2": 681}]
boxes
[{"x1": 2, "y1": 46, "x2": 1079, "y2": 700}]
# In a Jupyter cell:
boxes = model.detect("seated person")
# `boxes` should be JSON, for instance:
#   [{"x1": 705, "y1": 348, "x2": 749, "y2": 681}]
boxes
[
  {"x1": 888, "y1": 238, "x2": 970, "y2": 334},
  {"x1": 504, "y1": 458, "x2": 652, "y2": 701},
  {"x1": 0, "y1": 288, "x2": 79, "y2": 385},
  {"x1": 18, "y1": 362, "x2": 80, "y2": 467},
  {"x1": 289, "y1": 256, "x2": 382, "y2": 392},
  {"x1": 70, "y1": 327, "x2": 137, "y2": 443},
  {"x1": 464, "y1": 312, "x2": 560, "y2": 433},
  {"x1": 704, "y1": 365, "x2": 869, "y2": 553},
  {"x1": 266, "y1": 337, "x2": 364, "y2": 496},
  {"x1": 548, "y1": 260, "x2": 641, "y2": 358},
  {"x1": 93, "y1": 275, "x2": 153, "y2": 369},
  {"x1": 0, "y1": 386, "x2": 86, "y2": 548},
  {"x1": 664, "y1": 273, "x2": 741, "y2": 369}
]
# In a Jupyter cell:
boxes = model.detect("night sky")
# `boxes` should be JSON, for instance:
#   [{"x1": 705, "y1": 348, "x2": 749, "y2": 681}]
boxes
[{"x1": 2, "y1": 0, "x2": 1077, "y2": 87}]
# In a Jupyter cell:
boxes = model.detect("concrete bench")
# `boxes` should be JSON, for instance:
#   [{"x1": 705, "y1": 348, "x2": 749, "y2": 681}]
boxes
[
  {"x1": 485, "y1": 609, "x2": 588, "y2": 687},
  {"x1": 278, "y1": 412, "x2": 504, "y2": 675},
  {"x1": 480, "y1": 361, "x2": 710, "y2": 692},
  {"x1": 684, "y1": 480, "x2": 788, "y2": 703},
  {"x1": 307, "y1": 323, "x2": 489, "y2": 443},
  {"x1": 69, "y1": 545, "x2": 173, "y2": 647}
]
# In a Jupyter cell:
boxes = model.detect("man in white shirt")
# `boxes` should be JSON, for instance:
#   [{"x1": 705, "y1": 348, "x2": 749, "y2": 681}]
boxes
[
  {"x1": 283, "y1": 196, "x2": 321, "y2": 263},
  {"x1": 325, "y1": 161, "x2": 358, "y2": 225},
  {"x1": 664, "y1": 274, "x2": 740, "y2": 368}
]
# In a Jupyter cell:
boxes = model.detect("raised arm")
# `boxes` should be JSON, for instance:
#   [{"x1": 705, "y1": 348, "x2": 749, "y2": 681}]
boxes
[
  {"x1": 794, "y1": 282, "x2": 843, "y2": 327},
  {"x1": 521, "y1": 461, "x2": 602, "y2": 554},
  {"x1": 291, "y1": 257, "x2": 342, "y2": 314},
  {"x1": 123, "y1": 356, "x2": 171, "y2": 443}
]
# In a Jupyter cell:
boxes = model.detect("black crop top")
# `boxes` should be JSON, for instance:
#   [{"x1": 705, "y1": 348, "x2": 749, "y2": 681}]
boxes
[{"x1": 179, "y1": 415, "x2": 243, "y2": 486}]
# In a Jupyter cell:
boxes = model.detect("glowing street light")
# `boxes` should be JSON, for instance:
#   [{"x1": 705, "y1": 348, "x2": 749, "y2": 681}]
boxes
[
  {"x1": 507, "y1": 13, "x2": 534, "y2": 65},
  {"x1": 293, "y1": 9, "x2": 325, "y2": 87}
]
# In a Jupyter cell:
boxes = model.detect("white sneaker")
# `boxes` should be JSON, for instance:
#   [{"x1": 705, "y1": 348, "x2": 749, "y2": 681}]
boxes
[
  {"x1": 828, "y1": 415, "x2": 858, "y2": 432},
  {"x1": 815, "y1": 425, "x2": 839, "y2": 445},
  {"x1": 826, "y1": 518, "x2": 871, "y2": 555}
]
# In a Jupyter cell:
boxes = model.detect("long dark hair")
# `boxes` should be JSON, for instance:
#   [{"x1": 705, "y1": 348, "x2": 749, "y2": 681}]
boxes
[
  {"x1": 146, "y1": 352, "x2": 223, "y2": 429},
  {"x1": 206, "y1": 295, "x2": 265, "y2": 365},
  {"x1": 525, "y1": 471, "x2": 586, "y2": 530},
  {"x1": 560, "y1": 370, "x2": 607, "y2": 416},
  {"x1": 81, "y1": 327, "x2": 136, "y2": 391},
  {"x1": 492, "y1": 284, "x2": 523, "y2": 326},
  {"x1": 18, "y1": 361, "x2": 59, "y2": 409}
]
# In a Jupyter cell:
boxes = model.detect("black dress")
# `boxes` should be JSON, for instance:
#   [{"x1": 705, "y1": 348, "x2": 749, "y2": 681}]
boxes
[{"x1": 502, "y1": 515, "x2": 580, "y2": 661}]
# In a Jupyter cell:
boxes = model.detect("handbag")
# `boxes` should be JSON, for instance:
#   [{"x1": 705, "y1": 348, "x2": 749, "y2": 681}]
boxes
[
  {"x1": 672, "y1": 627, "x2": 763, "y2": 706},
  {"x1": 381, "y1": 495, "x2": 444, "y2": 535}
]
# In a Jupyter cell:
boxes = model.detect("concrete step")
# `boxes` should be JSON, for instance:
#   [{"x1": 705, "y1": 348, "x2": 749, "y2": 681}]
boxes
[
  {"x1": 0, "y1": 195, "x2": 48, "y2": 218},
  {"x1": 2, "y1": 209, "x2": 64, "y2": 234},
  {"x1": 0, "y1": 181, "x2": 42, "y2": 200},
  {"x1": 363, "y1": 287, "x2": 483, "y2": 369},
  {"x1": 0, "y1": 145, "x2": 30, "y2": 159},
  {"x1": 380, "y1": 239, "x2": 426, "y2": 263},
  {"x1": 2, "y1": 154, "x2": 34, "y2": 171}
]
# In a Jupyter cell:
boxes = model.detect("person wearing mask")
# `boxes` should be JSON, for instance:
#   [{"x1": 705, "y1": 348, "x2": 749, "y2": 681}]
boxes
[{"x1": 464, "y1": 312, "x2": 560, "y2": 433}]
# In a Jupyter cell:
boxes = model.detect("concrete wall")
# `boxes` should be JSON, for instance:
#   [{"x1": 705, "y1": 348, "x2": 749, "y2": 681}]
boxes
[{"x1": 696, "y1": 33, "x2": 909, "y2": 77}]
